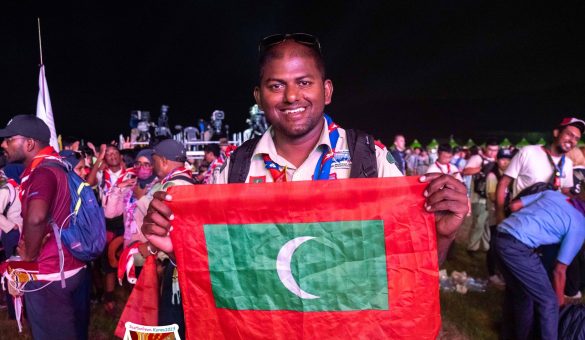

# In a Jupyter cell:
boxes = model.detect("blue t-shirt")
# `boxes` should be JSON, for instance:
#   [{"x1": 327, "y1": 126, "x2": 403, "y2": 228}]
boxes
[{"x1": 498, "y1": 190, "x2": 585, "y2": 265}]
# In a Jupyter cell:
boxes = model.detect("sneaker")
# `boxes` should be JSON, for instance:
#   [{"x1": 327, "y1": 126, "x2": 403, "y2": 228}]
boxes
[
  {"x1": 564, "y1": 291, "x2": 582, "y2": 299},
  {"x1": 489, "y1": 275, "x2": 506, "y2": 287}
]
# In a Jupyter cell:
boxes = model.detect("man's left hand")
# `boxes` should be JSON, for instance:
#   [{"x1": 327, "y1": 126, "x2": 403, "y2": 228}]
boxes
[{"x1": 420, "y1": 174, "x2": 469, "y2": 237}]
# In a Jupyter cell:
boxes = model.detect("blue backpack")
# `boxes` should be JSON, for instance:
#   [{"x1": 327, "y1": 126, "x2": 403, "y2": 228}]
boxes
[{"x1": 42, "y1": 161, "x2": 106, "y2": 286}]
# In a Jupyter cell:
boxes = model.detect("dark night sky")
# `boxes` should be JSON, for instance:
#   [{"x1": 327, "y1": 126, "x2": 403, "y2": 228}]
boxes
[{"x1": 2, "y1": 2, "x2": 585, "y2": 145}]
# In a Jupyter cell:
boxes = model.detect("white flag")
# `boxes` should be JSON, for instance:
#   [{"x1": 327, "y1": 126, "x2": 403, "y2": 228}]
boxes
[{"x1": 36, "y1": 65, "x2": 59, "y2": 151}]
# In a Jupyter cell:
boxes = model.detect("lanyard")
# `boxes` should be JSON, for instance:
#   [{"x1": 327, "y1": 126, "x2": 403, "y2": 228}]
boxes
[
  {"x1": 542, "y1": 146, "x2": 565, "y2": 190},
  {"x1": 263, "y1": 114, "x2": 339, "y2": 182},
  {"x1": 434, "y1": 161, "x2": 451, "y2": 175}
]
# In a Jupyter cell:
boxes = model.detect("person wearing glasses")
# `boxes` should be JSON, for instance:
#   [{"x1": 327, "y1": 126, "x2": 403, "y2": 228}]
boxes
[{"x1": 103, "y1": 149, "x2": 158, "y2": 248}]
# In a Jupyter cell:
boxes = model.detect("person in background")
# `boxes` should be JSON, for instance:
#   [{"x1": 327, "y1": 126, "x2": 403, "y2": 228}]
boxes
[
  {"x1": 60, "y1": 150, "x2": 89, "y2": 181},
  {"x1": 425, "y1": 143, "x2": 462, "y2": 181},
  {"x1": 495, "y1": 189, "x2": 585, "y2": 339},
  {"x1": 463, "y1": 140, "x2": 499, "y2": 254},
  {"x1": 390, "y1": 134, "x2": 407, "y2": 174},
  {"x1": 485, "y1": 148, "x2": 513, "y2": 287},
  {"x1": 202, "y1": 144, "x2": 223, "y2": 184},
  {"x1": 0, "y1": 115, "x2": 89, "y2": 339}
]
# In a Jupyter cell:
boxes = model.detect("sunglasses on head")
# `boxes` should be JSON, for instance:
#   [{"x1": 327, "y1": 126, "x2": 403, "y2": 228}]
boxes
[{"x1": 258, "y1": 33, "x2": 321, "y2": 54}]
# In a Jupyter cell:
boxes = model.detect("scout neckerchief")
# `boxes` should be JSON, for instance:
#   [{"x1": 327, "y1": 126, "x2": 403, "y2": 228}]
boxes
[
  {"x1": 19, "y1": 146, "x2": 61, "y2": 200},
  {"x1": 262, "y1": 114, "x2": 339, "y2": 182},
  {"x1": 434, "y1": 161, "x2": 452, "y2": 175},
  {"x1": 203, "y1": 157, "x2": 224, "y2": 184},
  {"x1": 102, "y1": 164, "x2": 127, "y2": 196},
  {"x1": 543, "y1": 146, "x2": 565, "y2": 190},
  {"x1": 161, "y1": 166, "x2": 192, "y2": 185}
]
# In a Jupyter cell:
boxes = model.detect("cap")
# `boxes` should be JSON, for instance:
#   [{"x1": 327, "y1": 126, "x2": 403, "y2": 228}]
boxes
[
  {"x1": 153, "y1": 139, "x2": 186, "y2": 162},
  {"x1": 0, "y1": 115, "x2": 51, "y2": 143},
  {"x1": 136, "y1": 148, "x2": 154, "y2": 164},
  {"x1": 559, "y1": 117, "x2": 585, "y2": 134},
  {"x1": 497, "y1": 149, "x2": 513, "y2": 159}
]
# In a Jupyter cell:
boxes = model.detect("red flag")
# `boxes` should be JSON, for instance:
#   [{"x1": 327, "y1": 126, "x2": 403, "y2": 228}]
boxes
[
  {"x1": 115, "y1": 255, "x2": 159, "y2": 338},
  {"x1": 168, "y1": 176, "x2": 440, "y2": 339}
]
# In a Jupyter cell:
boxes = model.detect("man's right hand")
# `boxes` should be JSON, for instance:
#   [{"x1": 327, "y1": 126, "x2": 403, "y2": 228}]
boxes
[{"x1": 142, "y1": 191, "x2": 175, "y2": 254}]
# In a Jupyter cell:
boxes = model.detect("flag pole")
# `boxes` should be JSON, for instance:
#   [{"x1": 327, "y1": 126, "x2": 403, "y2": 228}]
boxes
[{"x1": 37, "y1": 18, "x2": 43, "y2": 65}]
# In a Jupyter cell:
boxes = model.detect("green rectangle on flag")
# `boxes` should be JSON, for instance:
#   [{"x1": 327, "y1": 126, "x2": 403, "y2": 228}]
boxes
[{"x1": 204, "y1": 220, "x2": 389, "y2": 311}]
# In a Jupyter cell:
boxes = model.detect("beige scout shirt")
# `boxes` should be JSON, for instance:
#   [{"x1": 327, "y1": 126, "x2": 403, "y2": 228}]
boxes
[{"x1": 215, "y1": 117, "x2": 403, "y2": 184}]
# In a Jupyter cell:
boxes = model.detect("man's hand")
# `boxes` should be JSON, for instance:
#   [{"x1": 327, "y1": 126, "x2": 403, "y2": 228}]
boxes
[
  {"x1": 142, "y1": 191, "x2": 175, "y2": 254},
  {"x1": 118, "y1": 178, "x2": 137, "y2": 189},
  {"x1": 98, "y1": 144, "x2": 107, "y2": 160},
  {"x1": 420, "y1": 174, "x2": 469, "y2": 262}
]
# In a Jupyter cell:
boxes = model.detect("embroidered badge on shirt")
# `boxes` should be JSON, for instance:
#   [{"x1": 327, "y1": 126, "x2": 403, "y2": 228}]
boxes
[
  {"x1": 249, "y1": 176, "x2": 266, "y2": 183},
  {"x1": 331, "y1": 150, "x2": 351, "y2": 169}
]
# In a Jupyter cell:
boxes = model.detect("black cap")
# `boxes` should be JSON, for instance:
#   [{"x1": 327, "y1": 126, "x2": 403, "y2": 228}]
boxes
[
  {"x1": 0, "y1": 115, "x2": 51, "y2": 143},
  {"x1": 497, "y1": 149, "x2": 513, "y2": 159},
  {"x1": 153, "y1": 139, "x2": 186, "y2": 162}
]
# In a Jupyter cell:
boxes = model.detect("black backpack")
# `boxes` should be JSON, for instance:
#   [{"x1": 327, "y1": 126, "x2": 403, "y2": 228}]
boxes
[
  {"x1": 473, "y1": 157, "x2": 496, "y2": 198},
  {"x1": 227, "y1": 129, "x2": 378, "y2": 183}
]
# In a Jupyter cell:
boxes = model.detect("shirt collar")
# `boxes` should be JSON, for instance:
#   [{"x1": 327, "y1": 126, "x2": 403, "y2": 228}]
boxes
[{"x1": 254, "y1": 117, "x2": 331, "y2": 159}]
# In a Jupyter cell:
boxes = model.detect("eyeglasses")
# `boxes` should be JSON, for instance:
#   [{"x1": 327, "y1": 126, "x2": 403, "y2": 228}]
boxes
[
  {"x1": 259, "y1": 33, "x2": 321, "y2": 54},
  {"x1": 134, "y1": 161, "x2": 152, "y2": 168}
]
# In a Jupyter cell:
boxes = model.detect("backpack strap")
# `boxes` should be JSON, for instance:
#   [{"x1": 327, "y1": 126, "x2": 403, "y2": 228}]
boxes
[
  {"x1": 227, "y1": 137, "x2": 262, "y2": 184},
  {"x1": 347, "y1": 129, "x2": 378, "y2": 178}
]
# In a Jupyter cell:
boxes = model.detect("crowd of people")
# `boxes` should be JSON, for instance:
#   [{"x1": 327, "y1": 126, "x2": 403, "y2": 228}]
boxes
[{"x1": 0, "y1": 33, "x2": 582, "y2": 340}]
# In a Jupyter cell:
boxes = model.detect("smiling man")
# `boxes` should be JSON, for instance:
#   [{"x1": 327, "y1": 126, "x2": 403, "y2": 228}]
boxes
[
  {"x1": 142, "y1": 33, "x2": 468, "y2": 267},
  {"x1": 496, "y1": 117, "x2": 584, "y2": 224}
]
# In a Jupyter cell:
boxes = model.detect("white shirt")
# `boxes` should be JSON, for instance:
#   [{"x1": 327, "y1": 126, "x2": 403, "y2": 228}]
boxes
[
  {"x1": 216, "y1": 117, "x2": 403, "y2": 183},
  {"x1": 505, "y1": 145, "x2": 574, "y2": 198},
  {"x1": 426, "y1": 161, "x2": 463, "y2": 182}
]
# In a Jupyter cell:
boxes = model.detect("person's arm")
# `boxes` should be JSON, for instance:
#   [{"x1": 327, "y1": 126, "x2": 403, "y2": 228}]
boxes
[
  {"x1": 495, "y1": 175, "x2": 514, "y2": 224},
  {"x1": 553, "y1": 261, "x2": 568, "y2": 306},
  {"x1": 507, "y1": 198, "x2": 524, "y2": 213},
  {"x1": 86, "y1": 144, "x2": 107, "y2": 186},
  {"x1": 21, "y1": 199, "x2": 50, "y2": 261},
  {"x1": 0, "y1": 190, "x2": 18, "y2": 233},
  {"x1": 461, "y1": 166, "x2": 480, "y2": 176}
]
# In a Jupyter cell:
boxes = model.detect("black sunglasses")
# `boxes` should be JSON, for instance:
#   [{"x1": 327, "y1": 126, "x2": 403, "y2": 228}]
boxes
[{"x1": 258, "y1": 33, "x2": 321, "y2": 54}]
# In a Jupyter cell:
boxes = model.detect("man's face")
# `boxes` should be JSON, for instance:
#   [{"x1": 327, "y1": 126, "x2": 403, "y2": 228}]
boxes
[
  {"x1": 484, "y1": 145, "x2": 499, "y2": 160},
  {"x1": 152, "y1": 154, "x2": 166, "y2": 179},
  {"x1": 497, "y1": 158, "x2": 511, "y2": 171},
  {"x1": 105, "y1": 147, "x2": 121, "y2": 167},
  {"x1": 1, "y1": 135, "x2": 28, "y2": 163},
  {"x1": 554, "y1": 125, "x2": 582, "y2": 154},
  {"x1": 394, "y1": 136, "x2": 405, "y2": 151},
  {"x1": 204, "y1": 151, "x2": 215, "y2": 163},
  {"x1": 254, "y1": 43, "x2": 333, "y2": 140},
  {"x1": 437, "y1": 151, "x2": 452, "y2": 165}
]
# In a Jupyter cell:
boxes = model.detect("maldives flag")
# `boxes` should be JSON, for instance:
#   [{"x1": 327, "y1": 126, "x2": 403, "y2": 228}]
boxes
[{"x1": 169, "y1": 176, "x2": 440, "y2": 339}]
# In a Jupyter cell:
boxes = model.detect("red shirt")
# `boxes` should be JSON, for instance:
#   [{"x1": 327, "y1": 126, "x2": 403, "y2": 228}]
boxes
[{"x1": 22, "y1": 164, "x2": 84, "y2": 274}]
